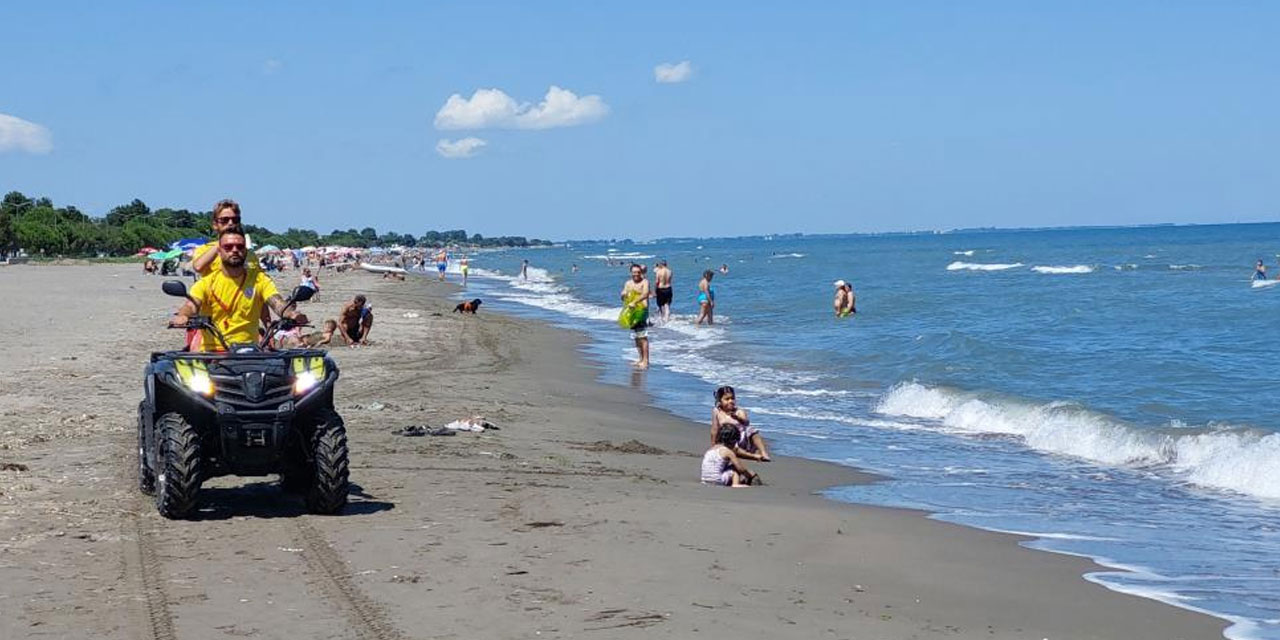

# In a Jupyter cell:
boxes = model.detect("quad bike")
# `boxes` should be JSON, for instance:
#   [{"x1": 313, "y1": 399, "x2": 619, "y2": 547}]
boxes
[{"x1": 137, "y1": 280, "x2": 347, "y2": 519}]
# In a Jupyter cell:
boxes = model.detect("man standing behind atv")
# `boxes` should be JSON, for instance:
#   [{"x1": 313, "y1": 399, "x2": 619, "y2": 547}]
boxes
[
  {"x1": 169, "y1": 228, "x2": 307, "y2": 351},
  {"x1": 187, "y1": 199, "x2": 264, "y2": 350},
  {"x1": 191, "y1": 199, "x2": 259, "y2": 277}
]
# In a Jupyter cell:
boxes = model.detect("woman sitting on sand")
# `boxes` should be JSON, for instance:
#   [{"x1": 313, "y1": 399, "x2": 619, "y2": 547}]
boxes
[
  {"x1": 701, "y1": 424, "x2": 759, "y2": 487},
  {"x1": 710, "y1": 385, "x2": 771, "y2": 462}
]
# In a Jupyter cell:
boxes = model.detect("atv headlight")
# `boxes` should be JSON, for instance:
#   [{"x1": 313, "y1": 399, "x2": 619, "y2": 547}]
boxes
[
  {"x1": 294, "y1": 371, "x2": 318, "y2": 394},
  {"x1": 174, "y1": 359, "x2": 214, "y2": 397},
  {"x1": 291, "y1": 356, "x2": 325, "y2": 395},
  {"x1": 187, "y1": 374, "x2": 213, "y2": 396}
]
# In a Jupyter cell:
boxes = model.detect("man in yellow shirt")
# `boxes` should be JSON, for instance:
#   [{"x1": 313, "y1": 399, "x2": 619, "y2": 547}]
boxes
[
  {"x1": 170, "y1": 228, "x2": 306, "y2": 351},
  {"x1": 192, "y1": 198, "x2": 259, "y2": 277}
]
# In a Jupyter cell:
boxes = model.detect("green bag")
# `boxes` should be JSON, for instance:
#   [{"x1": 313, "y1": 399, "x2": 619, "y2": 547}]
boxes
[{"x1": 618, "y1": 291, "x2": 645, "y2": 328}]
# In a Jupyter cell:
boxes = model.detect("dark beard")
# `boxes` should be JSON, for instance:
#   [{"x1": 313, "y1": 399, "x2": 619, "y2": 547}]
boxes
[{"x1": 224, "y1": 254, "x2": 245, "y2": 268}]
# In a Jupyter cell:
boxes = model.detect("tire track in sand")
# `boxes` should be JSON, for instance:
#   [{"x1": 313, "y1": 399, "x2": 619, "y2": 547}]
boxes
[
  {"x1": 125, "y1": 513, "x2": 178, "y2": 640},
  {"x1": 293, "y1": 518, "x2": 406, "y2": 640}
]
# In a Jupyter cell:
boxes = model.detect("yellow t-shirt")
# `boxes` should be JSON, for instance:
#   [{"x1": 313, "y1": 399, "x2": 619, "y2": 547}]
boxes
[
  {"x1": 188, "y1": 269, "x2": 279, "y2": 351},
  {"x1": 193, "y1": 240, "x2": 259, "y2": 275}
]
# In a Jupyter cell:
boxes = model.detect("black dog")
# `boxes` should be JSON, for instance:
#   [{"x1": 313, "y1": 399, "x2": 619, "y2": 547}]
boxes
[{"x1": 453, "y1": 298, "x2": 483, "y2": 314}]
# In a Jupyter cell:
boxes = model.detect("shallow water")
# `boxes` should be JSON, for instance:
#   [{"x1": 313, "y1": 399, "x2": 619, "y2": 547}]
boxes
[{"x1": 453, "y1": 223, "x2": 1280, "y2": 639}]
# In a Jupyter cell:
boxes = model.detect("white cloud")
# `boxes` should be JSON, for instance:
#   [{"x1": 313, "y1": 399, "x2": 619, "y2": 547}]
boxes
[
  {"x1": 433, "y1": 86, "x2": 608, "y2": 131},
  {"x1": 654, "y1": 61, "x2": 693, "y2": 84},
  {"x1": 435, "y1": 137, "x2": 487, "y2": 158},
  {"x1": 262, "y1": 59, "x2": 283, "y2": 75},
  {"x1": 0, "y1": 114, "x2": 52, "y2": 154}
]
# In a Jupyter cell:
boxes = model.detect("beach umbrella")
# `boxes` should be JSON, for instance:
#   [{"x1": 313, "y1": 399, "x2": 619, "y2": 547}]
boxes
[
  {"x1": 148, "y1": 248, "x2": 183, "y2": 261},
  {"x1": 171, "y1": 237, "x2": 207, "y2": 251},
  {"x1": 301, "y1": 245, "x2": 316, "y2": 251},
  {"x1": 136, "y1": 246, "x2": 159, "y2": 256},
  {"x1": 255, "y1": 244, "x2": 280, "y2": 254}
]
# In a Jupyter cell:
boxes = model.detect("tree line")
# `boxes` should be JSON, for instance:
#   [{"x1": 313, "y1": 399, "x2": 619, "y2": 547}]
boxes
[{"x1": 0, "y1": 191, "x2": 551, "y2": 257}]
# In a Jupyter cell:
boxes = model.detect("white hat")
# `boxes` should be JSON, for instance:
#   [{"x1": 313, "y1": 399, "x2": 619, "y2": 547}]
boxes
[{"x1": 833, "y1": 279, "x2": 847, "y2": 288}]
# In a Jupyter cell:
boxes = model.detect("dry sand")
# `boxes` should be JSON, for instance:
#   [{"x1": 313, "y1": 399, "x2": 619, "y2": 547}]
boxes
[{"x1": 0, "y1": 263, "x2": 1226, "y2": 639}]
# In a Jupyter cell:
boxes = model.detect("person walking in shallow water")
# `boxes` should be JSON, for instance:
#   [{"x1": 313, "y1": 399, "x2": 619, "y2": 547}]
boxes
[
  {"x1": 696, "y1": 270, "x2": 715, "y2": 325},
  {"x1": 521, "y1": 259, "x2": 529, "y2": 281},
  {"x1": 653, "y1": 260, "x2": 673, "y2": 325},
  {"x1": 621, "y1": 263, "x2": 651, "y2": 369}
]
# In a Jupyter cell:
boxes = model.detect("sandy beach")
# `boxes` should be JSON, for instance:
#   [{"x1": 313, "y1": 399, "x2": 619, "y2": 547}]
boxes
[{"x1": 0, "y1": 263, "x2": 1225, "y2": 640}]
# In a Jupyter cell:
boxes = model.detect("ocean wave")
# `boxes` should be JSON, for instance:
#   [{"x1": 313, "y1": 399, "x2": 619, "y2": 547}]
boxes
[
  {"x1": 1031, "y1": 265, "x2": 1095, "y2": 274},
  {"x1": 946, "y1": 261, "x2": 1024, "y2": 272},
  {"x1": 769, "y1": 253, "x2": 807, "y2": 259},
  {"x1": 581, "y1": 253, "x2": 655, "y2": 260},
  {"x1": 873, "y1": 382, "x2": 1280, "y2": 500},
  {"x1": 953, "y1": 250, "x2": 976, "y2": 256},
  {"x1": 1168, "y1": 264, "x2": 1202, "y2": 271}
]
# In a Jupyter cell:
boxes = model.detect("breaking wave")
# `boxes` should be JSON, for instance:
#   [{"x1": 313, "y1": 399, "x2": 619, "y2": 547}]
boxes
[
  {"x1": 873, "y1": 382, "x2": 1280, "y2": 500},
  {"x1": 946, "y1": 261, "x2": 1024, "y2": 272},
  {"x1": 1032, "y1": 265, "x2": 1095, "y2": 274}
]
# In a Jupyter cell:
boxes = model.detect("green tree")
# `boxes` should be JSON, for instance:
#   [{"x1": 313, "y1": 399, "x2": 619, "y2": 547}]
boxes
[{"x1": 105, "y1": 199, "x2": 152, "y2": 226}]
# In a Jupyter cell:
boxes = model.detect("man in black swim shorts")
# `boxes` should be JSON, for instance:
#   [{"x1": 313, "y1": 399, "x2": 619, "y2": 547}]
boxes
[{"x1": 653, "y1": 260, "x2": 673, "y2": 324}]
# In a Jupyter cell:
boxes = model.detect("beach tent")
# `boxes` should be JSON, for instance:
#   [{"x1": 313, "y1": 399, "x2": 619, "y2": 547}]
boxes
[
  {"x1": 148, "y1": 248, "x2": 184, "y2": 261},
  {"x1": 171, "y1": 238, "x2": 207, "y2": 251}
]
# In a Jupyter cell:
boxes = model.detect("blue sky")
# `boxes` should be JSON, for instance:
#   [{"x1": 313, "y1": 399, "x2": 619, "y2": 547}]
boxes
[{"x1": 1, "y1": 2, "x2": 1276, "y2": 240}]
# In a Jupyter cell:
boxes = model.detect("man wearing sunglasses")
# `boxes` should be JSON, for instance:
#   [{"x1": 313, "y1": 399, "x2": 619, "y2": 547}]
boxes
[
  {"x1": 170, "y1": 227, "x2": 307, "y2": 352},
  {"x1": 192, "y1": 199, "x2": 259, "y2": 277},
  {"x1": 184, "y1": 199, "x2": 265, "y2": 350}
]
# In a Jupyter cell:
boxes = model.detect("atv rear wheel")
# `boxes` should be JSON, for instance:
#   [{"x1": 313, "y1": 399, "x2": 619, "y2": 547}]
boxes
[
  {"x1": 137, "y1": 402, "x2": 155, "y2": 495},
  {"x1": 305, "y1": 409, "x2": 349, "y2": 515},
  {"x1": 154, "y1": 412, "x2": 202, "y2": 519}
]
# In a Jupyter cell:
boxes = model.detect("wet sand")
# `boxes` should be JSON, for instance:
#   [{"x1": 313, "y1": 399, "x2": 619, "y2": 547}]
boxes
[{"x1": 0, "y1": 263, "x2": 1225, "y2": 639}]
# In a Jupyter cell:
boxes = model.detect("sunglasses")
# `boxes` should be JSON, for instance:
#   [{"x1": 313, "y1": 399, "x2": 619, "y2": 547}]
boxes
[
  {"x1": 220, "y1": 243, "x2": 247, "y2": 253},
  {"x1": 215, "y1": 216, "x2": 241, "y2": 224}
]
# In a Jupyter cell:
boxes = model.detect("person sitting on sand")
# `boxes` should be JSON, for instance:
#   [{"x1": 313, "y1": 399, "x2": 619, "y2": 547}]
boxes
[
  {"x1": 710, "y1": 385, "x2": 771, "y2": 462},
  {"x1": 275, "y1": 319, "x2": 338, "y2": 349},
  {"x1": 701, "y1": 424, "x2": 759, "y2": 487},
  {"x1": 336, "y1": 295, "x2": 373, "y2": 347},
  {"x1": 299, "y1": 268, "x2": 320, "y2": 297}
]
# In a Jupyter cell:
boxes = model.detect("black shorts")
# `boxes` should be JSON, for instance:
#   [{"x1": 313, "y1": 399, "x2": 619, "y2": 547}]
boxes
[
  {"x1": 655, "y1": 286, "x2": 673, "y2": 307},
  {"x1": 344, "y1": 324, "x2": 361, "y2": 342}
]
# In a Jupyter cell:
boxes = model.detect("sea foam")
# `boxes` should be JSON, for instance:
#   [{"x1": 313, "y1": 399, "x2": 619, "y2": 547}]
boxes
[
  {"x1": 946, "y1": 261, "x2": 1024, "y2": 272},
  {"x1": 1032, "y1": 265, "x2": 1095, "y2": 274},
  {"x1": 874, "y1": 382, "x2": 1280, "y2": 500}
]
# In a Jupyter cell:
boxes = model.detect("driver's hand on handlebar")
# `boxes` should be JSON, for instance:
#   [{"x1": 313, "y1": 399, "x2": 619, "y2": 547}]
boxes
[{"x1": 168, "y1": 314, "x2": 189, "y2": 328}]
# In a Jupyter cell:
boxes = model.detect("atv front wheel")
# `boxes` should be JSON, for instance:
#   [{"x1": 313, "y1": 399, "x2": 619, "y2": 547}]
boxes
[
  {"x1": 154, "y1": 412, "x2": 202, "y2": 519},
  {"x1": 137, "y1": 402, "x2": 155, "y2": 495},
  {"x1": 305, "y1": 409, "x2": 349, "y2": 515}
]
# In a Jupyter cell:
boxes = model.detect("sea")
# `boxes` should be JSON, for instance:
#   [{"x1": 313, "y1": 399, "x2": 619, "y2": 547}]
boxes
[{"x1": 446, "y1": 223, "x2": 1280, "y2": 640}]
